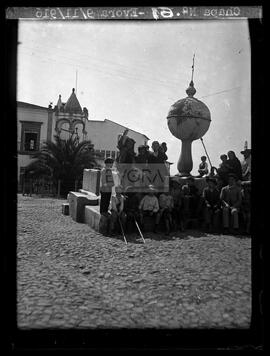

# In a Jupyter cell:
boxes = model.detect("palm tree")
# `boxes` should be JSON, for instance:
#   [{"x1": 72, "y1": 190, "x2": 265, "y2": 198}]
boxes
[{"x1": 25, "y1": 135, "x2": 100, "y2": 196}]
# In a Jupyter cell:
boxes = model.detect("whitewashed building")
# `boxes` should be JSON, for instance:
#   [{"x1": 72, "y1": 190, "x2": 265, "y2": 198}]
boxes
[{"x1": 17, "y1": 88, "x2": 149, "y2": 189}]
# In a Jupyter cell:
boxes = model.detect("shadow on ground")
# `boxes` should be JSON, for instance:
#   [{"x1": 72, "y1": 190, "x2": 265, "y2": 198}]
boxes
[
  {"x1": 103, "y1": 228, "x2": 251, "y2": 244},
  {"x1": 104, "y1": 229, "x2": 211, "y2": 244}
]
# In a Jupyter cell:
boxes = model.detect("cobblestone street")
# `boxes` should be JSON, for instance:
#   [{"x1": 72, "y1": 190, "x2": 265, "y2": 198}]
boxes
[{"x1": 17, "y1": 195, "x2": 251, "y2": 329}]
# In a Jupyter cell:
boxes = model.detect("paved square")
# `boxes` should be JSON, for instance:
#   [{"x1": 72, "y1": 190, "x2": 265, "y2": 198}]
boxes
[{"x1": 17, "y1": 195, "x2": 251, "y2": 329}]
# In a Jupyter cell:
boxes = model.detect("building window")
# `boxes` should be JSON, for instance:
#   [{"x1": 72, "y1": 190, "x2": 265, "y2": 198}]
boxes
[
  {"x1": 24, "y1": 132, "x2": 38, "y2": 151},
  {"x1": 111, "y1": 151, "x2": 116, "y2": 159},
  {"x1": 20, "y1": 121, "x2": 42, "y2": 153},
  {"x1": 100, "y1": 150, "x2": 105, "y2": 159},
  {"x1": 106, "y1": 150, "x2": 111, "y2": 158}
]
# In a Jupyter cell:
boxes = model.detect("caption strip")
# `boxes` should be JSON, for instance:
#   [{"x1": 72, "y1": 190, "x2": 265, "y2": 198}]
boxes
[{"x1": 6, "y1": 7, "x2": 262, "y2": 20}]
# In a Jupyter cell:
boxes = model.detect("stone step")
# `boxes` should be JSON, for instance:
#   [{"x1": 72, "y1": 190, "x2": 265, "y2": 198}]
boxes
[
  {"x1": 61, "y1": 203, "x2": 69, "y2": 215},
  {"x1": 84, "y1": 205, "x2": 101, "y2": 231},
  {"x1": 67, "y1": 191, "x2": 99, "y2": 223}
]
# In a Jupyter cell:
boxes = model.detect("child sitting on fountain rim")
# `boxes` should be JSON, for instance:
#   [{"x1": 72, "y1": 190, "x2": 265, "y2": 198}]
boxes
[{"x1": 197, "y1": 155, "x2": 209, "y2": 177}]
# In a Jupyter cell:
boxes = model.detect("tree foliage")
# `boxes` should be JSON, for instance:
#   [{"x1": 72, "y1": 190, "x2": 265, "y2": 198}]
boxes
[{"x1": 25, "y1": 135, "x2": 100, "y2": 195}]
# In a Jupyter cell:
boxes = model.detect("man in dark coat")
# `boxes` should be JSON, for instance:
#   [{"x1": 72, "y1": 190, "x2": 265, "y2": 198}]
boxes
[
  {"x1": 182, "y1": 177, "x2": 200, "y2": 219},
  {"x1": 202, "y1": 177, "x2": 221, "y2": 231},
  {"x1": 240, "y1": 148, "x2": 251, "y2": 181},
  {"x1": 123, "y1": 187, "x2": 142, "y2": 233},
  {"x1": 227, "y1": 150, "x2": 243, "y2": 181},
  {"x1": 99, "y1": 158, "x2": 115, "y2": 214},
  {"x1": 117, "y1": 129, "x2": 136, "y2": 164},
  {"x1": 135, "y1": 145, "x2": 148, "y2": 164},
  {"x1": 217, "y1": 154, "x2": 230, "y2": 186}
]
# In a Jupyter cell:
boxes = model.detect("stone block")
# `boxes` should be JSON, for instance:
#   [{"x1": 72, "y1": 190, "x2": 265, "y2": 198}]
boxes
[
  {"x1": 84, "y1": 205, "x2": 101, "y2": 232},
  {"x1": 67, "y1": 191, "x2": 99, "y2": 223},
  {"x1": 62, "y1": 203, "x2": 69, "y2": 215},
  {"x1": 79, "y1": 190, "x2": 100, "y2": 202},
  {"x1": 82, "y1": 169, "x2": 101, "y2": 195}
]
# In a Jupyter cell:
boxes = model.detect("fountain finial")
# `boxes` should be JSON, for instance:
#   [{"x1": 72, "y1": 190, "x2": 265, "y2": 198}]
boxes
[{"x1": 186, "y1": 54, "x2": 196, "y2": 97}]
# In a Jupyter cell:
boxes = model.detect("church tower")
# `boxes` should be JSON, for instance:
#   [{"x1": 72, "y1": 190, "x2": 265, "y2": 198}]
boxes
[{"x1": 54, "y1": 88, "x2": 88, "y2": 142}]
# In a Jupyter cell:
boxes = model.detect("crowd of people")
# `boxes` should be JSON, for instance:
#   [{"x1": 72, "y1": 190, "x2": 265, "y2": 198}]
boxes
[
  {"x1": 116, "y1": 128, "x2": 168, "y2": 165},
  {"x1": 99, "y1": 145, "x2": 251, "y2": 238},
  {"x1": 196, "y1": 148, "x2": 251, "y2": 183}
]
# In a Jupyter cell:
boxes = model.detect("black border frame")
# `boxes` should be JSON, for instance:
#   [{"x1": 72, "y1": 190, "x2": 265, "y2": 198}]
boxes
[{"x1": 3, "y1": 6, "x2": 264, "y2": 353}]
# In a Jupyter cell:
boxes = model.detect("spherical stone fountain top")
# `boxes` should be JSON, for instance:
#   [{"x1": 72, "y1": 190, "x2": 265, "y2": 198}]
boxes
[{"x1": 167, "y1": 80, "x2": 211, "y2": 176}]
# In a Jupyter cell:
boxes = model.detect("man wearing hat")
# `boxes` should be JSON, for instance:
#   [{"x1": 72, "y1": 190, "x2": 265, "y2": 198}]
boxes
[
  {"x1": 138, "y1": 185, "x2": 159, "y2": 232},
  {"x1": 108, "y1": 185, "x2": 127, "y2": 236},
  {"x1": 202, "y1": 177, "x2": 221, "y2": 232},
  {"x1": 240, "y1": 181, "x2": 251, "y2": 235},
  {"x1": 100, "y1": 157, "x2": 115, "y2": 215},
  {"x1": 123, "y1": 186, "x2": 142, "y2": 233},
  {"x1": 148, "y1": 141, "x2": 167, "y2": 164},
  {"x1": 220, "y1": 173, "x2": 242, "y2": 234},
  {"x1": 117, "y1": 128, "x2": 136, "y2": 164},
  {"x1": 135, "y1": 145, "x2": 148, "y2": 164},
  {"x1": 240, "y1": 148, "x2": 251, "y2": 181},
  {"x1": 182, "y1": 177, "x2": 200, "y2": 220}
]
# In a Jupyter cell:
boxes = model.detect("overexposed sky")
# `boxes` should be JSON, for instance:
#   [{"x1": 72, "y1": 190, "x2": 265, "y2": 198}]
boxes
[{"x1": 17, "y1": 20, "x2": 251, "y2": 175}]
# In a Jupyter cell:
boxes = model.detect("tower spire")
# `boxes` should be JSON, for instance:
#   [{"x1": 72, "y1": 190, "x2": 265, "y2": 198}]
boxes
[{"x1": 57, "y1": 94, "x2": 62, "y2": 110}]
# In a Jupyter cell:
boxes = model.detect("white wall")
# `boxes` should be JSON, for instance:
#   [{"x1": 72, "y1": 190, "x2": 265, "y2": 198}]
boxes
[
  {"x1": 86, "y1": 119, "x2": 148, "y2": 153},
  {"x1": 17, "y1": 104, "x2": 149, "y2": 181},
  {"x1": 18, "y1": 155, "x2": 36, "y2": 170},
  {"x1": 17, "y1": 105, "x2": 48, "y2": 181}
]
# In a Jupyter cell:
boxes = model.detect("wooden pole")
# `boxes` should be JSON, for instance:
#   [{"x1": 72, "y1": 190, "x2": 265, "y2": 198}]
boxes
[
  {"x1": 200, "y1": 137, "x2": 213, "y2": 170},
  {"x1": 118, "y1": 217, "x2": 127, "y2": 244},
  {"x1": 134, "y1": 218, "x2": 145, "y2": 243},
  {"x1": 30, "y1": 178, "x2": 33, "y2": 197},
  {"x1": 22, "y1": 176, "x2": 25, "y2": 196}
]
